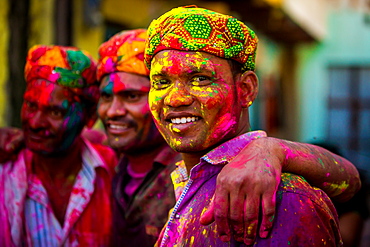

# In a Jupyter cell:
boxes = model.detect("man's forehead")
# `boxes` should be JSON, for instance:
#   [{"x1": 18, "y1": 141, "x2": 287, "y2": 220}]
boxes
[
  {"x1": 101, "y1": 72, "x2": 150, "y2": 93},
  {"x1": 150, "y1": 50, "x2": 226, "y2": 75},
  {"x1": 24, "y1": 79, "x2": 80, "y2": 105}
]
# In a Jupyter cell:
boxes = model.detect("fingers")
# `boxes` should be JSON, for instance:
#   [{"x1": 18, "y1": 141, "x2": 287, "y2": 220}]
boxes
[
  {"x1": 243, "y1": 195, "x2": 260, "y2": 245},
  {"x1": 213, "y1": 185, "x2": 231, "y2": 242},
  {"x1": 228, "y1": 190, "x2": 245, "y2": 242},
  {"x1": 259, "y1": 192, "x2": 276, "y2": 238},
  {"x1": 200, "y1": 195, "x2": 215, "y2": 225},
  {"x1": 6, "y1": 129, "x2": 24, "y2": 152}
]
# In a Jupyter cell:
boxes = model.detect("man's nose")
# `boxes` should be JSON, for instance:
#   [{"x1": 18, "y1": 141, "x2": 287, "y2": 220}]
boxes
[
  {"x1": 164, "y1": 83, "x2": 193, "y2": 107},
  {"x1": 28, "y1": 110, "x2": 49, "y2": 129},
  {"x1": 106, "y1": 97, "x2": 127, "y2": 118}
]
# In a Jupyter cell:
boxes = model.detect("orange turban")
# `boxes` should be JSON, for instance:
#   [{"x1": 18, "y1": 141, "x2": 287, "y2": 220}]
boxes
[
  {"x1": 145, "y1": 5, "x2": 258, "y2": 72},
  {"x1": 97, "y1": 29, "x2": 149, "y2": 82},
  {"x1": 24, "y1": 45, "x2": 99, "y2": 103}
]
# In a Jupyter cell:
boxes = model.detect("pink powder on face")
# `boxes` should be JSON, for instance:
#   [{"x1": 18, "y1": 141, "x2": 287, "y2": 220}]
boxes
[
  {"x1": 110, "y1": 73, "x2": 126, "y2": 94},
  {"x1": 139, "y1": 85, "x2": 150, "y2": 93},
  {"x1": 24, "y1": 80, "x2": 55, "y2": 106}
]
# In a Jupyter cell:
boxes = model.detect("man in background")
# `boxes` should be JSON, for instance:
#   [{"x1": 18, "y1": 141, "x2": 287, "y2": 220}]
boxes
[{"x1": 0, "y1": 45, "x2": 116, "y2": 246}]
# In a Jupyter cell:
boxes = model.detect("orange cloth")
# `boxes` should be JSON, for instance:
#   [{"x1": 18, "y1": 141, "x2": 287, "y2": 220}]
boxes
[{"x1": 97, "y1": 29, "x2": 149, "y2": 81}]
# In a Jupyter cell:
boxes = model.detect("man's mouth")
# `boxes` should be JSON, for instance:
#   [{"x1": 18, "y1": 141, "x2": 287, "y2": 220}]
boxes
[
  {"x1": 169, "y1": 117, "x2": 199, "y2": 124},
  {"x1": 109, "y1": 124, "x2": 129, "y2": 130},
  {"x1": 106, "y1": 121, "x2": 135, "y2": 135}
]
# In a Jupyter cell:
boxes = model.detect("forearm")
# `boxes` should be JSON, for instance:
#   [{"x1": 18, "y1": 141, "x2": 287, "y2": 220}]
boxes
[{"x1": 262, "y1": 137, "x2": 361, "y2": 202}]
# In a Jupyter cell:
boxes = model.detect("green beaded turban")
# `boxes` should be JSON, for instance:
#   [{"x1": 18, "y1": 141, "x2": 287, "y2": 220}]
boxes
[
  {"x1": 144, "y1": 5, "x2": 258, "y2": 72},
  {"x1": 24, "y1": 45, "x2": 99, "y2": 103}
]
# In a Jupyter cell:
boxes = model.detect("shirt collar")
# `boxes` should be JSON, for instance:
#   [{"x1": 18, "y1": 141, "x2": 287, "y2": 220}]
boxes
[
  {"x1": 173, "y1": 131, "x2": 267, "y2": 183},
  {"x1": 81, "y1": 138, "x2": 110, "y2": 171}
]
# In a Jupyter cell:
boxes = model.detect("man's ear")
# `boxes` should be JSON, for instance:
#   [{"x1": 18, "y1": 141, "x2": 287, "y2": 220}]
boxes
[{"x1": 238, "y1": 71, "x2": 258, "y2": 108}]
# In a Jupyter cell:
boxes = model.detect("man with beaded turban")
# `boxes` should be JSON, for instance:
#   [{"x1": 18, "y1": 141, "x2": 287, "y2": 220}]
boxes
[
  {"x1": 0, "y1": 45, "x2": 117, "y2": 246},
  {"x1": 95, "y1": 27, "x2": 358, "y2": 247},
  {"x1": 145, "y1": 6, "x2": 345, "y2": 246}
]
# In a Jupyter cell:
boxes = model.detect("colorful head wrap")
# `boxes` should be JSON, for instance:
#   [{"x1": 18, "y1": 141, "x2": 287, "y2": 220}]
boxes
[
  {"x1": 145, "y1": 5, "x2": 258, "y2": 72},
  {"x1": 97, "y1": 29, "x2": 149, "y2": 82},
  {"x1": 24, "y1": 45, "x2": 99, "y2": 103}
]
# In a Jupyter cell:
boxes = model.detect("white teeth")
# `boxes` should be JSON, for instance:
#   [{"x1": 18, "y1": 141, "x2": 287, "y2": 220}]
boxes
[
  {"x1": 110, "y1": 124, "x2": 127, "y2": 129},
  {"x1": 170, "y1": 117, "x2": 199, "y2": 124}
]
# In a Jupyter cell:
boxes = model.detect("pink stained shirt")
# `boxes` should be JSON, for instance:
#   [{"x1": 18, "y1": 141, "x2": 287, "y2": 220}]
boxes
[{"x1": 0, "y1": 138, "x2": 117, "y2": 247}]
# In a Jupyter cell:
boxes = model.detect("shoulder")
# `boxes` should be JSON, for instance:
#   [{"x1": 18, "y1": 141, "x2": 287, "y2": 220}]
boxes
[
  {"x1": 266, "y1": 173, "x2": 342, "y2": 246},
  {"x1": 85, "y1": 140, "x2": 118, "y2": 172},
  {"x1": 279, "y1": 173, "x2": 330, "y2": 201},
  {"x1": 277, "y1": 173, "x2": 338, "y2": 219},
  {"x1": 0, "y1": 148, "x2": 28, "y2": 173}
]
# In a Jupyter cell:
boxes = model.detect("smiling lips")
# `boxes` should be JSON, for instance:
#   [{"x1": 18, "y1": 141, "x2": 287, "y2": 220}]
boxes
[
  {"x1": 107, "y1": 123, "x2": 132, "y2": 134},
  {"x1": 170, "y1": 116, "x2": 199, "y2": 124}
]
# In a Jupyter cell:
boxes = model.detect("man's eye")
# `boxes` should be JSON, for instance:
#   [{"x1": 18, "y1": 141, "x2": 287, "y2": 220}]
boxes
[
  {"x1": 50, "y1": 110, "x2": 64, "y2": 118},
  {"x1": 100, "y1": 92, "x2": 112, "y2": 101},
  {"x1": 191, "y1": 76, "x2": 211, "y2": 86},
  {"x1": 152, "y1": 79, "x2": 170, "y2": 89},
  {"x1": 25, "y1": 101, "x2": 37, "y2": 110},
  {"x1": 124, "y1": 93, "x2": 141, "y2": 102}
]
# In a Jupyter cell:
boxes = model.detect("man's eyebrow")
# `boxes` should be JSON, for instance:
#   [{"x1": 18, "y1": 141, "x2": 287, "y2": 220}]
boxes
[
  {"x1": 150, "y1": 71, "x2": 167, "y2": 77},
  {"x1": 47, "y1": 105, "x2": 68, "y2": 111},
  {"x1": 123, "y1": 88, "x2": 150, "y2": 93}
]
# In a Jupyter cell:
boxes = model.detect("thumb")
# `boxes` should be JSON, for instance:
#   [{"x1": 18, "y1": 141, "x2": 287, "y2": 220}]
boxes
[{"x1": 200, "y1": 195, "x2": 215, "y2": 225}]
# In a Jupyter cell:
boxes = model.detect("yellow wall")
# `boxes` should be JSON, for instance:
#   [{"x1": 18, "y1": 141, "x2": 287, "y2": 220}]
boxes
[
  {"x1": 29, "y1": 0, "x2": 54, "y2": 48},
  {"x1": 74, "y1": 0, "x2": 105, "y2": 59},
  {"x1": 102, "y1": 0, "x2": 230, "y2": 29},
  {"x1": 0, "y1": 0, "x2": 9, "y2": 126}
]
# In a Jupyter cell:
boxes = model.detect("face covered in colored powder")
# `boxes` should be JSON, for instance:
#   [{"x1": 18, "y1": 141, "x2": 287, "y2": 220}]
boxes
[
  {"x1": 149, "y1": 50, "x2": 252, "y2": 154},
  {"x1": 98, "y1": 71, "x2": 165, "y2": 153},
  {"x1": 21, "y1": 79, "x2": 88, "y2": 155}
]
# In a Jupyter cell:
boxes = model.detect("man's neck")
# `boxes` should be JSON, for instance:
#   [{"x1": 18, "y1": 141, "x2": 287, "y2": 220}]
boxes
[{"x1": 124, "y1": 143, "x2": 167, "y2": 174}]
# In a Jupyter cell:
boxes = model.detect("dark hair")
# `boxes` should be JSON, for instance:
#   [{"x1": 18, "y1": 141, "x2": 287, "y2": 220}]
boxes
[{"x1": 228, "y1": 60, "x2": 243, "y2": 77}]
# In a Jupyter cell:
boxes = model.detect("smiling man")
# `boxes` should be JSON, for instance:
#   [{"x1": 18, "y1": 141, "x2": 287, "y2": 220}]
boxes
[
  {"x1": 0, "y1": 45, "x2": 116, "y2": 246},
  {"x1": 97, "y1": 29, "x2": 180, "y2": 246},
  {"x1": 145, "y1": 6, "x2": 344, "y2": 246}
]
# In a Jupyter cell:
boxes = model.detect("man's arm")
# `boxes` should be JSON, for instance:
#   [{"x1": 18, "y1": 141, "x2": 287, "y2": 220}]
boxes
[{"x1": 202, "y1": 137, "x2": 360, "y2": 245}]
